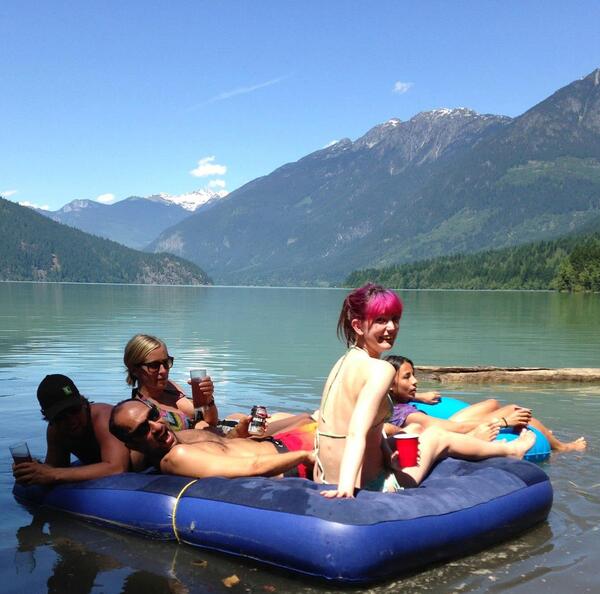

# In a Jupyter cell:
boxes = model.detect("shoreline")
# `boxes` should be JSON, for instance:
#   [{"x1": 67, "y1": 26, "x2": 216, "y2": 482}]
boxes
[{"x1": 416, "y1": 366, "x2": 600, "y2": 384}]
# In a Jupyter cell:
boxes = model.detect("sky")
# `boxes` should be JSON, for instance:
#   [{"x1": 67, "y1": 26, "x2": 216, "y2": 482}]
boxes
[{"x1": 1, "y1": 1, "x2": 599, "y2": 211}]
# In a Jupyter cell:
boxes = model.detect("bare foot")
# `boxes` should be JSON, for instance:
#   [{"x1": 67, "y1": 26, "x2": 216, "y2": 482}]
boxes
[
  {"x1": 469, "y1": 422, "x2": 500, "y2": 442},
  {"x1": 554, "y1": 436, "x2": 587, "y2": 452},
  {"x1": 506, "y1": 429, "x2": 536, "y2": 459},
  {"x1": 503, "y1": 407, "x2": 532, "y2": 429}
]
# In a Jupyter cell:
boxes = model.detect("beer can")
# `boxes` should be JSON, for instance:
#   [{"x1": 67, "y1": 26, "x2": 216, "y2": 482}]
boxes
[{"x1": 248, "y1": 405, "x2": 268, "y2": 434}]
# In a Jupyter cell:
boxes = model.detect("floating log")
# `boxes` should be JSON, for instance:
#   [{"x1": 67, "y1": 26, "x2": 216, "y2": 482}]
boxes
[{"x1": 415, "y1": 366, "x2": 600, "y2": 384}]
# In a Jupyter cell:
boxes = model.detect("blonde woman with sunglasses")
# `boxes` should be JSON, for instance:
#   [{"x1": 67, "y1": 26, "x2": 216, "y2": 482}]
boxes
[{"x1": 124, "y1": 334, "x2": 218, "y2": 432}]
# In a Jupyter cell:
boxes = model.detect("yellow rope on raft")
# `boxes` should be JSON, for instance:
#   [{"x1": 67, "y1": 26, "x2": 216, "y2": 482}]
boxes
[{"x1": 171, "y1": 478, "x2": 198, "y2": 543}]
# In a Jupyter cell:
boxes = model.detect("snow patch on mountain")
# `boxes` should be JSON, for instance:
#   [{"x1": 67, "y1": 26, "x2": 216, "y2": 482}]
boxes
[
  {"x1": 59, "y1": 199, "x2": 101, "y2": 213},
  {"x1": 153, "y1": 189, "x2": 228, "y2": 211}
]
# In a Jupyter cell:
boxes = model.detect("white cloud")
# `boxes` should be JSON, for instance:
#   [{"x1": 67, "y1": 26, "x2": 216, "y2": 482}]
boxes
[
  {"x1": 324, "y1": 140, "x2": 339, "y2": 148},
  {"x1": 393, "y1": 81, "x2": 414, "y2": 94},
  {"x1": 1, "y1": 189, "x2": 18, "y2": 198},
  {"x1": 190, "y1": 156, "x2": 227, "y2": 178},
  {"x1": 96, "y1": 193, "x2": 116, "y2": 204},
  {"x1": 19, "y1": 200, "x2": 49, "y2": 210},
  {"x1": 208, "y1": 179, "x2": 226, "y2": 189}
]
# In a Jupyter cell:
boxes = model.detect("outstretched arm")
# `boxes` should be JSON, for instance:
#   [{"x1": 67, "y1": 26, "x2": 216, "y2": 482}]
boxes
[
  {"x1": 161, "y1": 444, "x2": 313, "y2": 479},
  {"x1": 13, "y1": 407, "x2": 130, "y2": 485},
  {"x1": 412, "y1": 391, "x2": 441, "y2": 405},
  {"x1": 393, "y1": 390, "x2": 441, "y2": 405}
]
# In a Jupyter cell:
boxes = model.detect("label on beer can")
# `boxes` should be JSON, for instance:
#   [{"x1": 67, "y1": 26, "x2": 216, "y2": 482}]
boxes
[{"x1": 248, "y1": 405, "x2": 268, "y2": 434}]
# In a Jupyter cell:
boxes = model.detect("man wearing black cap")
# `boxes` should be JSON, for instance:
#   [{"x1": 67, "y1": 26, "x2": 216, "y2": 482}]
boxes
[{"x1": 12, "y1": 374, "x2": 131, "y2": 485}]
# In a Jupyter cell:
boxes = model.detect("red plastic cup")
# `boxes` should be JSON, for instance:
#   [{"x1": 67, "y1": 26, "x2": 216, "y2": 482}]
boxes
[{"x1": 394, "y1": 434, "x2": 419, "y2": 468}]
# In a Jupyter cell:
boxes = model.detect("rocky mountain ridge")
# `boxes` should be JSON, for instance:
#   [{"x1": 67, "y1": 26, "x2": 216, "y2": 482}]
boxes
[{"x1": 147, "y1": 68, "x2": 600, "y2": 286}]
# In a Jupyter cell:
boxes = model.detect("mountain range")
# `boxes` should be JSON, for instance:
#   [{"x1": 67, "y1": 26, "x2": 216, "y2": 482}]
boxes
[
  {"x1": 143, "y1": 68, "x2": 600, "y2": 286},
  {"x1": 40, "y1": 189, "x2": 226, "y2": 250},
  {"x1": 0, "y1": 197, "x2": 211, "y2": 284}
]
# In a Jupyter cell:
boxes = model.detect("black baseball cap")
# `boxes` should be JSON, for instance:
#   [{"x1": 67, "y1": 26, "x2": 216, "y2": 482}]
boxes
[{"x1": 37, "y1": 374, "x2": 84, "y2": 421}]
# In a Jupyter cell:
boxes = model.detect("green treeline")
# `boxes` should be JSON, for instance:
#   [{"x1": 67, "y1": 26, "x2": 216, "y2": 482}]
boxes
[
  {"x1": 554, "y1": 236, "x2": 600, "y2": 292},
  {"x1": 0, "y1": 197, "x2": 212, "y2": 285},
  {"x1": 346, "y1": 233, "x2": 600, "y2": 292}
]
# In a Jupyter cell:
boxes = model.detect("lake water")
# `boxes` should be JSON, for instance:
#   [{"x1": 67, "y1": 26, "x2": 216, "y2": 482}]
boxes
[{"x1": 0, "y1": 282, "x2": 599, "y2": 593}]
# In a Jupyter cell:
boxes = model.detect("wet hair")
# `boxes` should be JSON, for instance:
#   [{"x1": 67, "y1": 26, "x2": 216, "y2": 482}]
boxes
[
  {"x1": 336, "y1": 283, "x2": 403, "y2": 347},
  {"x1": 109, "y1": 398, "x2": 142, "y2": 442},
  {"x1": 384, "y1": 355, "x2": 414, "y2": 372},
  {"x1": 123, "y1": 334, "x2": 168, "y2": 386}
]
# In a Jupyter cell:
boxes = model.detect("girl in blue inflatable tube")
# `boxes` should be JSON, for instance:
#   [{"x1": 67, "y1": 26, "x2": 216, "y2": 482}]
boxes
[
  {"x1": 384, "y1": 355, "x2": 587, "y2": 453},
  {"x1": 314, "y1": 283, "x2": 536, "y2": 498}
]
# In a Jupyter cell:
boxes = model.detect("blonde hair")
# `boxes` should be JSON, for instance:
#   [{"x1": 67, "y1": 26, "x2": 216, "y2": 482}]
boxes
[{"x1": 123, "y1": 334, "x2": 168, "y2": 386}]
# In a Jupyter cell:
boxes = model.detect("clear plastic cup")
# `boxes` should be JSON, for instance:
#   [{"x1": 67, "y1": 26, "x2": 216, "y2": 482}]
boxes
[
  {"x1": 189, "y1": 369, "x2": 208, "y2": 408},
  {"x1": 10, "y1": 441, "x2": 32, "y2": 464}
]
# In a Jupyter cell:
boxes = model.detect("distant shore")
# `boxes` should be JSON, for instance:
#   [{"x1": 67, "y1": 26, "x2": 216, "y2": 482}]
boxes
[{"x1": 416, "y1": 366, "x2": 600, "y2": 384}]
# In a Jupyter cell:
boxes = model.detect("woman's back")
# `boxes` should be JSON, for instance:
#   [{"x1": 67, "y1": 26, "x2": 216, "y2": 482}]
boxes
[{"x1": 315, "y1": 347, "x2": 393, "y2": 486}]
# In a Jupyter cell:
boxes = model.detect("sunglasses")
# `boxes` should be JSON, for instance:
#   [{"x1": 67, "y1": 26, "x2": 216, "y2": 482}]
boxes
[
  {"x1": 52, "y1": 403, "x2": 84, "y2": 424},
  {"x1": 137, "y1": 356, "x2": 174, "y2": 372},
  {"x1": 126, "y1": 400, "x2": 162, "y2": 441}
]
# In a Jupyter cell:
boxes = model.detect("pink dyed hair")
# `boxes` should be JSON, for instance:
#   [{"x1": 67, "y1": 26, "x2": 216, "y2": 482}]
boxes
[{"x1": 336, "y1": 283, "x2": 403, "y2": 346}]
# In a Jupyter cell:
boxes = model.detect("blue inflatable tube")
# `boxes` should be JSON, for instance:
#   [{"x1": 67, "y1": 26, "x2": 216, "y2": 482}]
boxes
[
  {"x1": 414, "y1": 397, "x2": 551, "y2": 462},
  {"x1": 13, "y1": 456, "x2": 553, "y2": 584}
]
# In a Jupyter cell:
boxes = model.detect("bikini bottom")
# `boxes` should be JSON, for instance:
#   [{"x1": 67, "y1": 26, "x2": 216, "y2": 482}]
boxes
[{"x1": 362, "y1": 470, "x2": 403, "y2": 492}]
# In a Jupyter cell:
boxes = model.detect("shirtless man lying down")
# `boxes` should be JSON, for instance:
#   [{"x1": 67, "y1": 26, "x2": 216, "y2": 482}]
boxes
[{"x1": 109, "y1": 398, "x2": 315, "y2": 479}]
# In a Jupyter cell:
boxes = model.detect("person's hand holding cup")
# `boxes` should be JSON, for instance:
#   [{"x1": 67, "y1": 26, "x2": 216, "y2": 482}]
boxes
[
  {"x1": 393, "y1": 433, "x2": 419, "y2": 468},
  {"x1": 189, "y1": 368, "x2": 209, "y2": 408},
  {"x1": 10, "y1": 441, "x2": 32, "y2": 465}
]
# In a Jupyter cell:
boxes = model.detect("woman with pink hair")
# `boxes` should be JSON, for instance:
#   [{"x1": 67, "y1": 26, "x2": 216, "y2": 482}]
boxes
[{"x1": 314, "y1": 284, "x2": 535, "y2": 498}]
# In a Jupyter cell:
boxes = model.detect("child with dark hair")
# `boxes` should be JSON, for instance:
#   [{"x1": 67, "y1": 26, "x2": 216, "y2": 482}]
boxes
[{"x1": 385, "y1": 355, "x2": 587, "y2": 452}]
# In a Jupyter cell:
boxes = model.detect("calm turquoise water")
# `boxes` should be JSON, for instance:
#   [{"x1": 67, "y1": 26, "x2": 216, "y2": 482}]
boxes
[{"x1": 1, "y1": 283, "x2": 599, "y2": 593}]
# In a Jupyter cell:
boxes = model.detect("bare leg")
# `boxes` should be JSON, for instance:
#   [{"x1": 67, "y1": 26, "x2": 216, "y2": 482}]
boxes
[
  {"x1": 451, "y1": 402, "x2": 531, "y2": 429},
  {"x1": 468, "y1": 422, "x2": 500, "y2": 442},
  {"x1": 224, "y1": 412, "x2": 315, "y2": 437},
  {"x1": 268, "y1": 412, "x2": 295, "y2": 422},
  {"x1": 401, "y1": 422, "x2": 426, "y2": 435},
  {"x1": 460, "y1": 405, "x2": 586, "y2": 452},
  {"x1": 225, "y1": 412, "x2": 297, "y2": 423},
  {"x1": 527, "y1": 417, "x2": 587, "y2": 452},
  {"x1": 264, "y1": 413, "x2": 314, "y2": 436},
  {"x1": 450, "y1": 399, "x2": 501, "y2": 422},
  {"x1": 392, "y1": 426, "x2": 536, "y2": 488}
]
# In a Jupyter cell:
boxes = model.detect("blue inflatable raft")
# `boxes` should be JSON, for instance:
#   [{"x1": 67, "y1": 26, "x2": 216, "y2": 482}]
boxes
[{"x1": 13, "y1": 456, "x2": 553, "y2": 584}]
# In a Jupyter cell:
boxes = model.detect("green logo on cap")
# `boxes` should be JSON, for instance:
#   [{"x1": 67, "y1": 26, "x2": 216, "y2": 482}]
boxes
[{"x1": 62, "y1": 386, "x2": 73, "y2": 396}]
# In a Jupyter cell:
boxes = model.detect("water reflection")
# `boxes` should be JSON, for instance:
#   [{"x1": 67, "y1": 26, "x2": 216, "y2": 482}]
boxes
[
  {"x1": 15, "y1": 509, "x2": 190, "y2": 594},
  {"x1": 121, "y1": 571, "x2": 188, "y2": 594},
  {"x1": 16, "y1": 510, "x2": 120, "y2": 593}
]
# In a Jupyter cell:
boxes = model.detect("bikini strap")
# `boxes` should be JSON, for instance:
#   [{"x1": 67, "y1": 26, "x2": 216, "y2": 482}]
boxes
[{"x1": 320, "y1": 347, "x2": 360, "y2": 424}]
